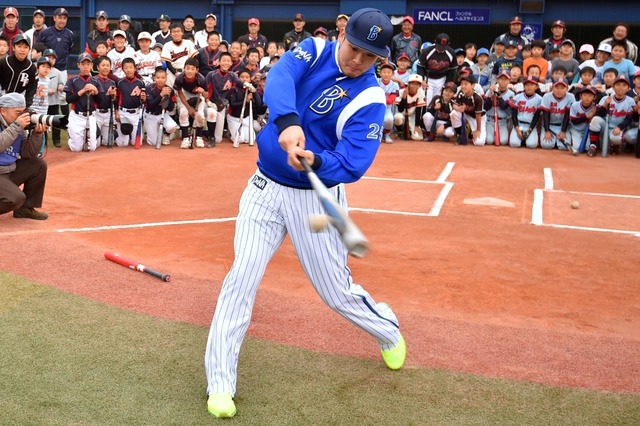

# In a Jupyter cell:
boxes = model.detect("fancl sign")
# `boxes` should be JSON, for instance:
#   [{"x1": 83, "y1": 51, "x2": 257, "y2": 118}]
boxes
[{"x1": 415, "y1": 8, "x2": 491, "y2": 25}]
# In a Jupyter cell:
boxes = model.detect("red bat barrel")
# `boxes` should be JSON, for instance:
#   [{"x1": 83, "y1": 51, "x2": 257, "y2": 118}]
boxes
[{"x1": 104, "y1": 251, "x2": 170, "y2": 282}]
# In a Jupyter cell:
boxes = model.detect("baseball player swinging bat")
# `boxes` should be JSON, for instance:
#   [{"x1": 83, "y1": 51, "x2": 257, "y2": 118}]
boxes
[
  {"x1": 104, "y1": 251, "x2": 170, "y2": 282},
  {"x1": 83, "y1": 93, "x2": 91, "y2": 152},
  {"x1": 299, "y1": 157, "x2": 369, "y2": 258}
]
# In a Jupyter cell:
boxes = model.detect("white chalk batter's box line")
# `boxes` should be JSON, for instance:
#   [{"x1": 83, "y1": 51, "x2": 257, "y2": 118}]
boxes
[
  {"x1": 531, "y1": 167, "x2": 640, "y2": 237},
  {"x1": 353, "y1": 162, "x2": 455, "y2": 217}
]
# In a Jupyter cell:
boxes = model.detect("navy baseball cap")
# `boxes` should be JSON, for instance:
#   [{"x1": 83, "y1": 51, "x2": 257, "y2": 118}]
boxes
[
  {"x1": 13, "y1": 34, "x2": 30, "y2": 46},
  {"x1": 345, "y1": 8, "x2": 393, "y2": 58},
  {"x1": 77, "y1": 53, "x2": 93, "y2": 63}
]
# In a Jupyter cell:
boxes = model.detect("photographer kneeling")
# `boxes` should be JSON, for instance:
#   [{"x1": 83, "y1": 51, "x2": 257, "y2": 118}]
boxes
[{"x1": 0, "y1": 93, "x2": 49, "y2": 220}]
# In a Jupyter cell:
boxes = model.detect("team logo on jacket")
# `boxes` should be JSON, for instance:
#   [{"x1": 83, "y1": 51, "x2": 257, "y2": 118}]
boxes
[
  {"x1": 367, "y1": 26, "x2": 382, "y2": 41},
  {"x1": 310, "y1": 85, "x2": 349, "y2": 115},
  {"x1": 293, "y1": 46, "x2": 312, "y2": 62}
]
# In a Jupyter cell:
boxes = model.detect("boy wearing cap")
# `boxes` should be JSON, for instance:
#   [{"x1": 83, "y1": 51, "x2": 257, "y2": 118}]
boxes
[
  {"x1": 377, "y1": 62, "x2": 400, "y2": 143},
  {"x1": 488, "y1": 37, "x2": 505, "y2": 65},
  {"x1": 569, "y1": 85, "x2": 598, "y2": 154},
  {"x1": 0, "y1": 7, "x2": 23, "y2": 55},
  {"x1": 64, "y1": 54, "x2": 99, "y2": 151},
  {"x1": 569, "y1": 66, "x2": 596, "y2": 97},
  {"x1": 423, "y1": 81, "x2": 457, "y2": 142},
  {"x1": 32, "y1": 57, "x2": 53, "y2": 117},
  {"x1": 588, "y1": 75, "x2": 636, "y2": 155},
  {"x1": 115, "y1": 57, "x2": 146, "y2": 147},
  {"x1": 24, "y1": 10, "x2": 47, "y2": 49},
  {"x1": 194, "y1": 14, "x2": 217, "y2": 49},
  {"x1": 391, "y1": 16, "x2": 422, "y2": 64},
  {"x1": 551, "y1": 40, "x2": 579, "y2": 82},
  {"x1": 182, "y1": 15, "x2": 196, "y2": 43},
  {"x1": 205, "y1": 8, "x2": 405, "y2": 419},
  {"x1": 417, "y1": 33, "x2": 457, "y2": 105},
  {"x1": 485, "y1": 71, "x2": 514, "y2": 145},
  {"x1": 152, "y1": 15, "x2": 173, "y2": 46},
  {"x1": 135, "y1": 32, "x2": 162, "y2": 85},
  {"x1": 394, "y1": 52, "x2": 413, "y2": 88},
  {"x1": 578, "y1": 44, "x2": 594, "y2": 63},
  {"x1": 508, "y1": 76, "x2": 542, "y2": 148},
  {"x1": 491, "y1": 40, "x2": 523, "y2": 86},
  {"x1": 0, "y1": 35, "x2": 38, "y2": 108},
  {"x1": 328, "y1": 14, "x2": 348, "y2": 42},
  {"x1": 451, "y1": 74, "x2": 486, "y2": 145},
  {"x1": 577, "y1": 43, "x2": 611, "y2": 85},
  {"x1": 205, "y1": 52, "x2": 241, "y2": 145},
  {"x1": 0, "y1": 92, "x2": 49, "y2": 220},
  {"x1": 108, "y1": 31, "x2": 137, "y2": 80},
  {"x1": 173, "y1": 57, "x2": 206, "y2": 148},
  {"x1": 283, "y1": 13, "x2": 312, "y2": 51},
  {"x1": 86, "y1": 11, "x2": 113, "y2": 58},
  {"x1": 396, "y1": 74, "x2": 427, "y2": 140},
  {"x1": 471, "y1": 47, "x2": 492, "y2": 92},
  {"x1": 540, "y1": 79, "x2": 576, "y2": 151},
  {"x1": 143, "y1": 67, "x2": 177, "y2": 146}
]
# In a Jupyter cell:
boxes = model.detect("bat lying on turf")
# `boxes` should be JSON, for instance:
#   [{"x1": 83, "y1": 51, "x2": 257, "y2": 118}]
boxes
[
  {"x1": 299, "y1": 157, "x2": 369, "y2": 258},
  {"x1": 104, "y1": 251, "x2": 170, "y2": 282}
]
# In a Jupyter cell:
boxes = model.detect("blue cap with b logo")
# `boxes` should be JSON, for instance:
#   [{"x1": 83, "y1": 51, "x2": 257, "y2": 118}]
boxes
[{"x1": 345, "y1": 8, "x2": 393, "y2": 58}]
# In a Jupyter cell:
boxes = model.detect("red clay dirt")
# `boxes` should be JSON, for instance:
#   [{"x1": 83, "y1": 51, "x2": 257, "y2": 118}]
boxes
[{"x1": 1, "y1": 140, "x2": 639, "y2": 393}]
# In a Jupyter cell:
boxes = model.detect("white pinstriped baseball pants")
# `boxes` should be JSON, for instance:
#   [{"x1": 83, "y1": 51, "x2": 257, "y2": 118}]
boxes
[{"x1": 205, "y1": 170, "x2": 402, "y2": 396}]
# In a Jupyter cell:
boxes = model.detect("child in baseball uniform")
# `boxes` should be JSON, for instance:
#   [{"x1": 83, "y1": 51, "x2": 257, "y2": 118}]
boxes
[
  {"x1": 63, "y1": 53, "x2": 99, "y2": 151},
  {"x1": 423, "y1": 81, "x2": 457, "y2": 142},
  {"x1": 143, "y1": 67, "x2": 177, "y2": 146},
  {"x1": 93, "y1": 56, "x2": 117, "y2": 146},
  {"x1": 205, "y1": 52, "x2": 241, "y2": 145},
  {"x1": 108, "y1": 30, "x2": 136, "y2": 80},
  {"x1": 135, "y1": 32, "x2": 162, "y2": 85},
  {"x1": 540, "y1": 79, "x2": 576, "y2": 150},
  {"x1": 161, "y1": 23, "x2": 197, "y2": 88},
  {"x1": 508, "y1": 76, "x2": 543, "y2": 148},
  {"x1": 115, "y1": 57, "x2": 145, "y2": 147},
  {"x1": 174, "y1": 57, "x2": 206, "y2": 148},
  {"x1": 393, "y1": 52, "x2": 412, "y2": 89},
  {"x1": 485, "y1": 70, "x2": 515, "y2": 146},
  {"x1": 395, "y1": 73, "x2": 427, "y2": 140},
  {"x1": 377, "y1": 62, "x2": 400, "y2": 143},
  {"x1": 226, "y1": 69, "x2": 262, "y2": 147},
  {"x1": 588, "y1": 75, "x2": 636, "y2": 156},
  {"x1": 569, "y1": 85, "x2": 598, "y2": 154},
  {"x1": 451, "y1": 74, "x2": 486, "y2": 145}
]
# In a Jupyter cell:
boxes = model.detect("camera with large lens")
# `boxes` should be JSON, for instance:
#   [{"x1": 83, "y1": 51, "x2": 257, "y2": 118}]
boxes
[{"x1": 26, "y1": 109, "x2": 68, "y2": 129}]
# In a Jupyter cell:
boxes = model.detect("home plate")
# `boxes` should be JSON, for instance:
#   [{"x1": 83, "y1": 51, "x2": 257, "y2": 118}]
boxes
[{"x1": 463, "y1": 197, "x2": 515, "y2": 207}]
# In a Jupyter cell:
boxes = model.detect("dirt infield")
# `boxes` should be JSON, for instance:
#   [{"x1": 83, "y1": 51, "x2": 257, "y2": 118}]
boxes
[{"x1": 1, "y1": 141, "x2": 639, "y2": 393}]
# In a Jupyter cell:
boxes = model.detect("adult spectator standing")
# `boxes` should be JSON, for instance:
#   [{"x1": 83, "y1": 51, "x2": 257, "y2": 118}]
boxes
[
  {"x1": 194, "y1": 14, "x2": 217, "y2": 49},
  {"x1": 600, "y1": 24, "x2": 638, "y2": 64},
  {"x1": 544, "y1": 20, "x2": 568, "y2": 60},
  {"x1": 327, "y1": 13, "x2": 348, "y2": 42},
  {"x1": 24, "y1": 10, "x2": 47, "y2": 49},
  {"x1": 283, "y1": 13, "x2": 312, "y2": 51},
  {"x1": 0, "y1": 35, "x2": 37, "y2": 107},
  {"x1": 0, "y1": 93, "x2": 49, "y2": 221},
  {"x1": 246, "y1": 18, "x2": 267, "y2": 50},
  {"x1": 494, "y1": 16, "x2": 529, "y2": 59},
  {"x1": 86, "y1": 11, "x2": 113, "y2": 58},
  {"x1": 183, "y1": 15, "x2": 196, "y2": 42},
  {"x1": 38, "y1": 8, "x2": 74, "y2": 147},
  {"x1": 417, "y1": 33, "x2": 457, "y2": 105},
  {"x1": 152, "y1": 14, "x2": 173, "y2": 46},
  {"x1": 0, "y1": 7, "x2": 23, "y2": 56},
  {"x1": 118, "y1": 15, "x2": 137, "y2": 49},
  {"x1": 390, "y1": 16, "x2": 421, "y2": 64}
]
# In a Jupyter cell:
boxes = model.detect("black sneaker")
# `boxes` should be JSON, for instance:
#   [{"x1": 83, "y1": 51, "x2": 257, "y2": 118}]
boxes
[
  {"x1": 13, "y1": 207, "x2": 48, "y2": 220},
  {"x1": 206, "y1": 140, "x2": 216, "y2": 148}
]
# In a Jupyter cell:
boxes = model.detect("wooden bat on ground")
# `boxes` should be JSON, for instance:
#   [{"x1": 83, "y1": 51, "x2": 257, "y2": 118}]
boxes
[
  {"x1": 104, "y1": 251, "x2": 170, "y2": 282},
  {"x1": 83, "y1": 93, "x2": 91, "y2": 152},
  {"x1": 299, "y1": 157, "x2": 369, "y2": 258}
]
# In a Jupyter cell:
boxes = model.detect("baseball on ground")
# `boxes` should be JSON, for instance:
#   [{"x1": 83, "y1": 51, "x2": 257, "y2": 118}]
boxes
[{"x1": 571, "y1": 201, "x2": 580, "y2": 209}]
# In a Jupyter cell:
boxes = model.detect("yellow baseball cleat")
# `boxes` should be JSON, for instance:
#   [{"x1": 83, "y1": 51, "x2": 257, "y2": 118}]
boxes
[
  {"x1": 381, "y1": 334, "x2": 406, "y2": 370},
  {"x1": 207, "y1": 392, "x2": 237, "y2": 418}
]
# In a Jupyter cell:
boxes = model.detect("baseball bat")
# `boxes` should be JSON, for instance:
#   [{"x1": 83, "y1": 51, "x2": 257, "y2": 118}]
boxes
[
  {"x1": 234, "y1": 88, "x2": 249, "y2": 145},
  {"x1": 299, "y1": 157, "x2": 369, "y2": 258},
  {"x1": 134, "y1": 88, "x2": 145, "y2": 149},
  {"x1": 83, "y1": 93, "x2": 91, "y2": 152},
  {"x1": 493, "y1": 93, "x2": 500, "y2": 146},
  {"x1": 428, "y1": 101, "x2": 439, "y2": 141},
  {"x1": 459, "y1": 110, "x2": 468, "y2": 145},
  {"x1": 578, "y1": 127, "x2": 589, "y2": 154},
  {"x1": 107, "y1": 95, "x2": 115, "y2": 148},
  {"x1": 602, "y1": 113, "x2": 610, "y2": 157},
  {"x1": 248, "y1": 99, "x2": 255, "y2": 146},
  {"x1": 404, "y1": 98, "x2": 410, "y2": 141},
  {"x1": 155, "y1": 100, "x2": 166, "y2": 150},
  {"x1": 558, "y1": 137, "x2": 578, "y2": 155},
  {"x1": 104, "y1": 251, "x2": 170, "y2": 282}
]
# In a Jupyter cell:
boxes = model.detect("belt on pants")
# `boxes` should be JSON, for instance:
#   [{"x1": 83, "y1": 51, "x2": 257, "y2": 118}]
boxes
[
  {"x1": 146, "y1": 111, "x2": 161, "y2": 116},
  {"x1": 119, "y1": 108, "x2": 139, "y2": 114},
  {"x1": 73, "y1": 110, "x2": 91, "y2": 116},
  {"x1": 519, "y1": 121, "x2": 531, "y2": 125},
  {"x1": 98, "y1": 108, "x2": 110, "y2": 113}
]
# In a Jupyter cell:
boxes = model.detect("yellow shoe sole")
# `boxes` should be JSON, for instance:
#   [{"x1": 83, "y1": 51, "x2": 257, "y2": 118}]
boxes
[
  {"x1": 381, "y1": 334, "x2": 406, "y2": 370},
  {"x1": 207, "y1": 392, "x2": 237, "y2": 418}
]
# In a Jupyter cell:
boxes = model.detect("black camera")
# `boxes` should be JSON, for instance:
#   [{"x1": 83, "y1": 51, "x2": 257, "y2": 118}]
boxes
[{"x1": 26, "y1": 109, "x2": 68, "y2": 129}]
